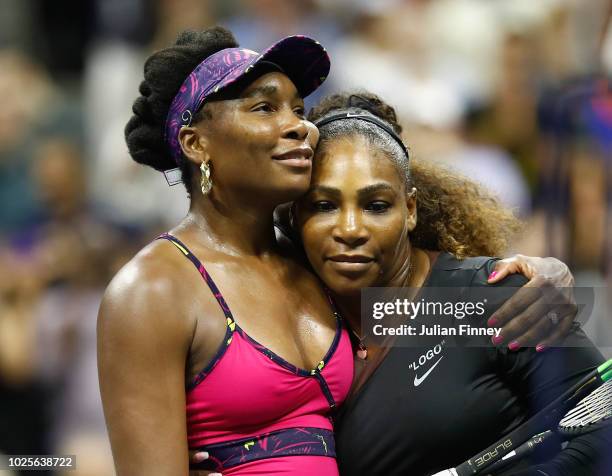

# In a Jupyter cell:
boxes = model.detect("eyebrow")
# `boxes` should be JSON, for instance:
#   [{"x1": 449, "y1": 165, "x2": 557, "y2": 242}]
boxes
[
  {"x1": 242, "y1": 84, "x2": 302, "y2": 102},
  {"x1": 309, "y1": 185, "x2": 341, "y2": 197},
  {"x1": 357, "y1": 183, "x2": 395, "y2": 197},
  {"x1": 309, "y1": 183, "x2": 395, "y2": 197},
  {"x1": 242, "y1": 85, "x2": 278, "y2": 99}
]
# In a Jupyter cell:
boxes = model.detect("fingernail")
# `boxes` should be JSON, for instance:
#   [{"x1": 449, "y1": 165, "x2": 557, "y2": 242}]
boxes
[
  {"x1": 492, "y1": 335, "x2": 504, "y2": 345},
  {"x1": 194, "y1": 451, "x2": 209, "y2": 462},
  {"x1": 508, "y1": 341, "x2": 521, "y2": 351},
  {"x1": 488, "y1": 270, "x2": 498, "y2": 280},
  {"x1": 487, "y1": 316, "x2": 498, "y2": 327},
  {"x1": 536, "y1": 344, "x2": 547, "y2": 353},
  {"x1": 210, "y1": 473, "x2": 222, "y2": 476}
]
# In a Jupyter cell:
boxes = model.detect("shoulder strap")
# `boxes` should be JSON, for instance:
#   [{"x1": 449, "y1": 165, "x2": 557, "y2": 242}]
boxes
[{"x1": 156, "y1": 233, "x2": 235, "y2": 321}]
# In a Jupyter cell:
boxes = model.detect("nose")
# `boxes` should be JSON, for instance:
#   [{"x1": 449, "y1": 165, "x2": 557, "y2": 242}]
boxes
[
  {"x1": 281, "y1": 110, "x2": 309, "y2": 142},
  {"x1": 332, "y1": 208, "x2": 369, "y2": 247},
  {"x1": 306, "y1": 121, "x2": 320, "y2": 147}
]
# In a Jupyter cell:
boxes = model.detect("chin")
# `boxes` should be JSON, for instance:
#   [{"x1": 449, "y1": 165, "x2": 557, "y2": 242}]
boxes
[
  {"x1": 329, "y1": 284, "x2": 362, "y2": 299},
  {"x1": 270, "y1": 176, "x2": 311, "y2": 201},
  {"x1": 321, "y1": 270, "x2": 377, "y2": 299}
]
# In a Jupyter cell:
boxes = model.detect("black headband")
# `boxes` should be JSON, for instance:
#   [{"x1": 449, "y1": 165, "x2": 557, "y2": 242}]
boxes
[{"x1": 313, "y1": 111, "x2": 409, "y2": 160}]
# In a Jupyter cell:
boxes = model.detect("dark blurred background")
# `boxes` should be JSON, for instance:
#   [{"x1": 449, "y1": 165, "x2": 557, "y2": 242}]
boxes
[{"x1": 0, "y1": 0, "x2": 611, "y2": 474}]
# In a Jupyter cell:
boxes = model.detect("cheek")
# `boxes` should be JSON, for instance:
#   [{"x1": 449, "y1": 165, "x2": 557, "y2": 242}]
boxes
[
  {"x1": 299, "y1": 217, "x2": 329, "y2": 259},
  {"x1": 241, "y1": 123, "x2": 279, "y2": 150},
  {"x1": 375, "y1": 214, "x2": 410, "y2": 255},
  {"x1": 214, "y1": 113, "x2": 279, "y2": 154}
]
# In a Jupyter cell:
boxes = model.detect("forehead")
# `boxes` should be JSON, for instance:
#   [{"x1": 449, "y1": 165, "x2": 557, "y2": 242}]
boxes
[
  {"x1": 241, "y1": 71, "x2": 301, "y2": 99},
  {"x1": 312, "y1": 137, "x2": 402, "y2": 188},
  {"x1": 209, "y1": 70, "x2": 302, "y2": 107}
]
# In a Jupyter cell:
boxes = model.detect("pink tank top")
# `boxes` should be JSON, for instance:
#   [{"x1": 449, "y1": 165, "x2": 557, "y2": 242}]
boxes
[{"x1": 159, "y1": 234, "x2": 354, "y2": 475}]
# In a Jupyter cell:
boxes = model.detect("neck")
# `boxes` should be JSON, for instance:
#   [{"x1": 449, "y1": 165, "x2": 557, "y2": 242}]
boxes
[
  {"x1": 178, "y1": 190, "x2": 279, "y2": 256},
  {"x1": 332, "y1": 247, "x2": 432, "y2": 336}
]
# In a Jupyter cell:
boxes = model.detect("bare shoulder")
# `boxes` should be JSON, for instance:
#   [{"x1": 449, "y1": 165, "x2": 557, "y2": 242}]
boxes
[
  {"x1": 97, "y1": 240, "x2": 193, "y2": 474},
  {"x1": 98, "y1": 239, "x2": 195, "y2": 354}
]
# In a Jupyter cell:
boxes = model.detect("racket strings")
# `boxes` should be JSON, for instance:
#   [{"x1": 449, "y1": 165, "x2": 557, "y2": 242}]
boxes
[{"x1": 559, "y1": 380, "x2": 612, "y2": 428}]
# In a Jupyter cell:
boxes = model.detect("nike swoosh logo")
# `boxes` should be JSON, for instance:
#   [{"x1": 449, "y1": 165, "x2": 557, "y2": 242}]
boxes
[{"x1": 413, "y1": 356, "x2": 444, "y2": 387}]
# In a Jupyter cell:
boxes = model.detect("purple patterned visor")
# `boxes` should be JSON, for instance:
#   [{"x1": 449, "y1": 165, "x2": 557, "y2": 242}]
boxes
[{"x1": 164, "y1": 35, "x2": 330, "y2": 166}]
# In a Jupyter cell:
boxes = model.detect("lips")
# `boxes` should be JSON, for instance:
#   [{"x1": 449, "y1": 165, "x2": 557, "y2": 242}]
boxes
[
  {"x1": 327, "y1": 254, "x2": 375, "y2": 275},
  {"x1": 272, "y1": 147, "x2": 313, "y2": 168},
  {"x1": 328, "y1": 254, "x2": 374, "y2": 263}
]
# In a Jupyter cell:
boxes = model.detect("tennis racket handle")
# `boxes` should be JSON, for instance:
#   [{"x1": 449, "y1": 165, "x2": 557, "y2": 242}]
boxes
[
  {"x1": 484, "y1": 431, "x2": 553, "y2": 474},
  {"x1": 430, "y1": 432, "x2": 551, "y2": 476}
]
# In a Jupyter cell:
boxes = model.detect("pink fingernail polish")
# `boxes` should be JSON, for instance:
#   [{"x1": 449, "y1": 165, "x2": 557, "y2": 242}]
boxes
[
  {"x1": 536, "y1": 344, "x2": 547, "y2": 353},
  {"x1": 492, "y1": 335, "x2": 504, "y2": 345},
  {"x1": 487, "y1": 317, "x2": 498, "y2": 327},
  {"x1": 488, "y1": 270, "x2": 498, "y2": 280},
  {"x1": 508, "y1": 341, "x2": 520, "y2": 351}
]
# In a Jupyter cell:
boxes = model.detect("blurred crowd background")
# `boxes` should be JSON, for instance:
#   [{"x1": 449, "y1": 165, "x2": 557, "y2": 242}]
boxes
[{"x1": 0, "y1": 0, "x2": 611, "y2": 474}]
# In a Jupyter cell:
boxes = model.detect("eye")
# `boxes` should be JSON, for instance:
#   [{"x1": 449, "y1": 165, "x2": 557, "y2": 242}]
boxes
[
  {"x1": 365, "y1": 201, "x2": 391, "y2": 213},
  {"x1": 251, "y1": 102, "x2": 274, "y2": 113},
  {"x1": 293, "y1": 106, "x2": 306, "y2": 118},
  {"x1": 313, "y1": 200, "x2": 336, "y2": 212}
]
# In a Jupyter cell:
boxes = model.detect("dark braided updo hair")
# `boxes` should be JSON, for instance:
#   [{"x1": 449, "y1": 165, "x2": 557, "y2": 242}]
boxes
[
  {"x1": 125, "y1": 27, "x2": 238, "y2": 194},
  {"x1": 308, "y1": 92, "x2": 522, "y2": 258}
]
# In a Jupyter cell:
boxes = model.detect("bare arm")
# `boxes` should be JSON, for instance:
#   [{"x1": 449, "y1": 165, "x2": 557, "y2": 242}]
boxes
[{"x1": 97, "y1": 257, "x2": 194, "y2": 476}]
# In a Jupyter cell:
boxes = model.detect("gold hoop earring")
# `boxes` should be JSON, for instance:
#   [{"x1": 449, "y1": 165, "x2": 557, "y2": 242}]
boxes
[{"x1": 200, "y1": 162, "x2": 212, "y2": 195}]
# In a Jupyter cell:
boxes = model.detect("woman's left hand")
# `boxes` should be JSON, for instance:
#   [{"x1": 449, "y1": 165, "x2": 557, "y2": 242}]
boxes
[{"x1": 486, "y1": 255, "x2": 576, "y2": 352}]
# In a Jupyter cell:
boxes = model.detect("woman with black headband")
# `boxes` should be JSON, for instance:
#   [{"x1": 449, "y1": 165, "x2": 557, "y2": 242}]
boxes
[
  {"x1": 291, "y1": 92, "x2": 609, "y2": 476},
  {"x1": 98, "y1": 27, "x2": 578, "y2": 476}
]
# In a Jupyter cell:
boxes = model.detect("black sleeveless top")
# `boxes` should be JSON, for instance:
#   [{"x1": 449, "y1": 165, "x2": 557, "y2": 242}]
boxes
[{"x1": 334, "y1": 254, "x2": 611, "y2": 476}]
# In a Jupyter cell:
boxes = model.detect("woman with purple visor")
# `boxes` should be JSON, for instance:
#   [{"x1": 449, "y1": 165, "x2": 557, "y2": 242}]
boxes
[{"x1": 97, "y1": 27, "x2": 577, "y2": 476}]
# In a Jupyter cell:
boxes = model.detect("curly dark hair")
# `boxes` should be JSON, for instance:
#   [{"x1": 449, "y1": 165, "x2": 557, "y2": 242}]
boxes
[
  {"x1": 124, "y1": 27, "x2": 238, "y2": 194},
  {"x1": 308, "y1": 92, "x2": 523, "y2": 258}
]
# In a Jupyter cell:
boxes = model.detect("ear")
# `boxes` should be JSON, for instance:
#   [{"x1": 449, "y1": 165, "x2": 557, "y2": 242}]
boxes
[
  {"x1": 178, "y1": 126, "x2": 209, "y2": 166},
  {"x1": 406, "y1": 187, "x2": 417, "y2": 232}
]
